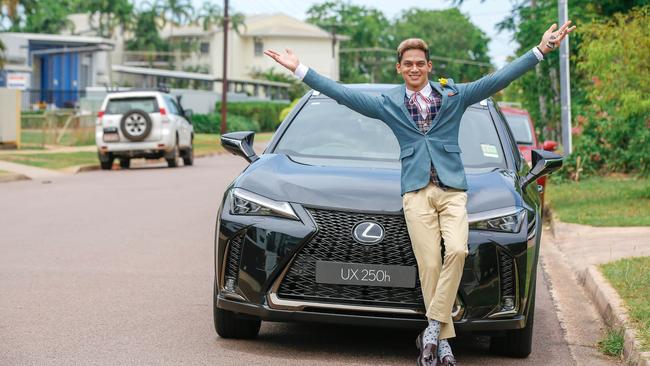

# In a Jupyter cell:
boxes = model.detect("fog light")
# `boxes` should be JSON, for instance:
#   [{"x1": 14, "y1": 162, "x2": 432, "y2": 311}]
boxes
[
  {"x1": 502, "y1": 296, "x2": 515, "y2": 311},
  {"x1": 224, "y1": 276, "x2": 236, "y2": 292}
]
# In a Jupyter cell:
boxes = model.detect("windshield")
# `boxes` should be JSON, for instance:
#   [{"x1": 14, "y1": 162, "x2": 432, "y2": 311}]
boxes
[
  {"x1": 274, "y1": 98, "x2": 507, "y2": 172},
  {"x1": 503, "y1": 113, "x2": 534, "y2": 145},
  {"x1": 105, "y1": 97, "x2": 158, "y2": 115}
]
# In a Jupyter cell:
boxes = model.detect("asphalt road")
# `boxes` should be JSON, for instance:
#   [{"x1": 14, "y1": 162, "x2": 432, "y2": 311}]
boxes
[{"x1": 1, "y1": 154, "x2": 576, "y2": 365}]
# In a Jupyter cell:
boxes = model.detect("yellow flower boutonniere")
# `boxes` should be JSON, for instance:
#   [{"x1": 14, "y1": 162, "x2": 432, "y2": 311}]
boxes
[{"x1": 439, "y1": 78, "x2": 448, "y2": 88}]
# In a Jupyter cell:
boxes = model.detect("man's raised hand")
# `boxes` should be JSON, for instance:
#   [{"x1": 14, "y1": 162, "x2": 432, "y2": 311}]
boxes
[
  {"x1": 264, "y1": 48, "x2": 300, "y2": 73},
  {"x1": 538, "y1": 21, "x2": 576, "y2": 54}
]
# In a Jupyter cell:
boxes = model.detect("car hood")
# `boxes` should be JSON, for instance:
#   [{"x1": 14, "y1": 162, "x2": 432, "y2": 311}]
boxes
[{"x1": 234, "y1": 154, "x2": 522, "y2": 214}]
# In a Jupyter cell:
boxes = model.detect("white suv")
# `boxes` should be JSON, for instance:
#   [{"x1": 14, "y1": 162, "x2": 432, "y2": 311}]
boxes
[{"x1": 95, "y1": 90, "x2": 194, "y2": 169}]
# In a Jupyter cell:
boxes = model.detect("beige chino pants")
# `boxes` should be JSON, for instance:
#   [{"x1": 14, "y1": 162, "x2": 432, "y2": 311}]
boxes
[{"x1": 402, "y1": 181, "x2": 469, "y2": 339}]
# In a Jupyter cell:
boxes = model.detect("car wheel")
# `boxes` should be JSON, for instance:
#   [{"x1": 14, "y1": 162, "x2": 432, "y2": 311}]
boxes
[
  {"x1": 119, "y1": 158, "x2": 130, "y2": 169},
  {"x1": 213, "y1": 281, "x2": 261, "y2": 339},
  {"x1": 166, "y1": 138, "x2": 179, "y2": 168},
  {"x1": 182, "y1": 142, "x2": 194, "y2": 166},
  {"x1": 490, "y1": 288, "x2": 536, "y2": 358},
  {"x1": 120, "y1": 109, "x2": 152, "y2": 142},
  {"x1": 98, "y1": 152, "x2": 114, "y2": 170}
]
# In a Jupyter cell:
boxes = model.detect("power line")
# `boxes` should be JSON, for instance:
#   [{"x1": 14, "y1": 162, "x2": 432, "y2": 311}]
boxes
[{"x1": 339, "y1": 47, "x2": 493, "y2": 67}]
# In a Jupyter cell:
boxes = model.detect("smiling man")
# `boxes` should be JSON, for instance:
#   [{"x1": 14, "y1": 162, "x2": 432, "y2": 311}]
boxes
[{"x1": 265, "y1": 21, "x2": 574, "y2": 366}]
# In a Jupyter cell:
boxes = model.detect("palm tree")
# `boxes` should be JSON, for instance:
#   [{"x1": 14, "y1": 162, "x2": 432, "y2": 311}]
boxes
[
  {"x1": 196, "y1": 1, "x2": 246, "y2": 34},
  {"x1": 158, "y1": 0, "x2": 194, "y2": 41}
]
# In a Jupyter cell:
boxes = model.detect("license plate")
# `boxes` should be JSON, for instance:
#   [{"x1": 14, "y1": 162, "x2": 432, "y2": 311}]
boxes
[
  {"x1": 103, "y1": 133, "x2": 119, "y2": 142},
  {"x1": 315, "y1": 261, "x2": 416, "y2": 288}
]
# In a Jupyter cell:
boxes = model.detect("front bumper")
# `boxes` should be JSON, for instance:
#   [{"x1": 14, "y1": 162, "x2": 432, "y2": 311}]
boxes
[{"x1": 217, "y1": 295, "x2": 526, "y2": 332}]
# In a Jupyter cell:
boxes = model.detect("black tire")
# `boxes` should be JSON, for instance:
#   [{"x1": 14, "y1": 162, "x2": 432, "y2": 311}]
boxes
[
  {"x1": 490, "y1": 289, "x2": 536, "y2": 358},
  {"x1": 213, "y1": 281, "x2": 261, "y2": 339},
  {"x1": 182, "y1": 142, "x2": 194, "y2": 166},
  {"x1": 119, "y1": 158, "x2": 130, "y2": 169},
  {"x1": 98, "y1": 152, "x2": 114, "y2": 170},
  {"x1": 120, "y1": 109, "x2": 152, "y2": 142},
  {"x1": 166, "y1": 143, "x2": 179, "y2": 167}
]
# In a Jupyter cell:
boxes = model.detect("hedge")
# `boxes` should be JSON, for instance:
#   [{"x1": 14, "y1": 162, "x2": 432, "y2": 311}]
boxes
[
  {"x1": 214, "y1": 101, "x2": 290, "y2": 132},
  {"x1": 190, "y1": 113, "x2": 260, "y2": 134}
]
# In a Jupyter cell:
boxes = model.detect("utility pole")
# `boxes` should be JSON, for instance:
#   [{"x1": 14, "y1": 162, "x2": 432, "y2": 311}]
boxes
[
  {"x1": 559, "y1": 0, "x2": 572, "y2": 154},
  {"x1": 220, "y1": 0, "x2": 229, "y2": 135}
]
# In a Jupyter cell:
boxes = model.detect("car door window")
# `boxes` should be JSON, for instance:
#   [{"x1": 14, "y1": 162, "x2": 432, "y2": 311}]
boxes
[{"x1": 165, "y1": 96, "x2": 180, "y2": 115}]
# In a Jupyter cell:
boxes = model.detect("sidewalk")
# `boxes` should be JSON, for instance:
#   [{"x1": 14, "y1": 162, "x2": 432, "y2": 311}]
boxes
[{"x1": 545, "y1": 218, "x2": 650, "y2": 365}]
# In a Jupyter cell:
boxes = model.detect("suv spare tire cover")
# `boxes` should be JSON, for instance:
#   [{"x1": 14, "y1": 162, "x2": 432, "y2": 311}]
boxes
[{"x1": 120, "y1": 109, "x2": 153, "y2": 142}]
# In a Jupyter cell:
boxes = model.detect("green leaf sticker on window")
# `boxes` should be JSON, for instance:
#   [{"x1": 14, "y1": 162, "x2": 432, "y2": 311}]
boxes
[{"x1": 481, "y1": 144, "x2": 499, "y2": 158}]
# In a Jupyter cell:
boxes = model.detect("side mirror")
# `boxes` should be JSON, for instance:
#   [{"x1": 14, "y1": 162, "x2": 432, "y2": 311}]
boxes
[
  {"x1": 184, "y1": 109, "x2": 193, "y2": 118},
  {"x1": 221, "y1": 131, "x2": 259, "y2": 163},
  {"x1": 542, "y1": 140, "x2": 558, "y2": 151},
  {"x1": 521, "y1": 149, "x2": 563, "y2": 191}
]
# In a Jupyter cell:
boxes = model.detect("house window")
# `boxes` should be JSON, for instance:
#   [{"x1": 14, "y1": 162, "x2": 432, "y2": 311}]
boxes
[
  {"x1": 254, "y1": 38, "x2": 263, "y2": 57},
  {"x1": 200, "y1": 42, "x2": 210, "y2": 54}
]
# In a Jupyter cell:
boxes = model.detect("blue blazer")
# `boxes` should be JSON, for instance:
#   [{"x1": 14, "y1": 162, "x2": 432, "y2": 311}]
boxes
[{"x1": 301, "y1": 50, "x2": 541, "y2": 195}]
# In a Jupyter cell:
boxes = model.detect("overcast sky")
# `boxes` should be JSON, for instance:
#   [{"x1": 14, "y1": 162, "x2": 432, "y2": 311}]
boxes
[{"x1": 214, "y1": 0, "x2": 520, "y2": 68}]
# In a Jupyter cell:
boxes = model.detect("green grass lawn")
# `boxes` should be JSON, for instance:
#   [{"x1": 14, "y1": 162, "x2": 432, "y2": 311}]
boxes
[
  {"x1": 21, "y1": 128, "x2": 95, "y2": 147},
  {"x1": 0, "y1": 152, "x2": 98, "y2": 170},
  {"x1": 600, "y1": 257, "x2": 650, "y2": 351},
  {"x1": 546, "y1": 176, "x2": 650, "y2": 226}
]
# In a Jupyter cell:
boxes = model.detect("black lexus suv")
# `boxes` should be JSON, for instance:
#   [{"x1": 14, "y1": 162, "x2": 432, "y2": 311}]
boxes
[{"x1": 213, "y1": 85, "x2": 562, "y2": 358}]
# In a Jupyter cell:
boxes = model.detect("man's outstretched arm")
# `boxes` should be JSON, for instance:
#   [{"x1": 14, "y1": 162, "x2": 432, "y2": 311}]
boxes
[
  {"x1": 461, "y1": 21, "x2": 576, "y2": 107},
  {"x1": 264, "y1": 48, "x2": 384, "y2": 120}
]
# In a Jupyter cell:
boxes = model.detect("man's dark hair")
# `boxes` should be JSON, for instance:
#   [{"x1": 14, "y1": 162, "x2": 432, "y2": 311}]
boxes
[{"x1": 397, "y1": 38, "x2": 430, "y2": 63}]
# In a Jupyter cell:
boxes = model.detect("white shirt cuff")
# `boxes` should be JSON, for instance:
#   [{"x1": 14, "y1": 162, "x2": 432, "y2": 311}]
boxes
[
  {"x1": 294, "y1": 63, "x2": 309, "y2": 80},
  {"x1": 531, "y1": 47, "x2": 544, "y2": 61}
]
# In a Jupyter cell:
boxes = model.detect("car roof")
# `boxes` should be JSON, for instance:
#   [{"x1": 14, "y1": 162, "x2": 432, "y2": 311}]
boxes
[{"x1": 105, "y1": 91, "x2": 166, "y2": 99}]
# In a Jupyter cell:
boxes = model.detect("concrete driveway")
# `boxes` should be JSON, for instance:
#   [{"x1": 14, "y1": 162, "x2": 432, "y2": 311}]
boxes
[{"x1": 0, "y1": 154, "x2": 617, "y2": 365}]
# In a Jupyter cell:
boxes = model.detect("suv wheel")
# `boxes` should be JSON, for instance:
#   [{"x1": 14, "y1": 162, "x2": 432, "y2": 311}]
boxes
[
  {"x1": 182, "y1": 141, "x2": 194, "y2": 166},
  {"x1": 119, "y1": 158, "x2": 130, "y2": 169},
  {"x1": 98, "y1": 152, "x2": 114, "y2": 170},
  {"x1": 490, "y1": 288, "x2": 536, "y2": 358},
  {"x1": 213, "y1": 281, "x2": 261, "y2": 339},
  {"x1": 166, "y1": 138, "x2": 179, "y2": 168},
  {"x1": 120, "y1": 109, "x2": 152, "y2": 142}
]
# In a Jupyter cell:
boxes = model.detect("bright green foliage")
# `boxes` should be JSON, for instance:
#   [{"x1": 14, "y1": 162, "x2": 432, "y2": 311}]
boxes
[
  {"x1": 565, "y1": 7, "x2": 650, "y2": 177},
  {"x1": 306, "y1": 0, "x2": 392, "y2": 83},
  {"x1": 391, "y1": 8, "x2": 492, "y2": 82},
  {"x1": 18, "y1": 0, "x2": 75, "y2": 33},
  {"x1": 215, "y1": 101, "x2": 290, "y2": 132},
  {"x1": 78, "y1": 0, "x2": 134, "y2": 38}
]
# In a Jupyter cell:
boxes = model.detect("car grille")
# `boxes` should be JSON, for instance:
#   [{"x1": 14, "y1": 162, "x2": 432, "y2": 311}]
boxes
[{"x1": 277, "y1": 208, "x2": 425, "y2": 310}]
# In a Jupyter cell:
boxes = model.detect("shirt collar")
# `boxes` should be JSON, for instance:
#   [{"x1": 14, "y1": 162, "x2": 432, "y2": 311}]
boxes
[{"x1": 405, "y1": 82, "x2": 432, "y2": 97}]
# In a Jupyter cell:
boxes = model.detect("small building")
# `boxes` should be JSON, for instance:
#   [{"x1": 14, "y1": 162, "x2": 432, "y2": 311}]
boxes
[{"x1": 0, "y1": 32, "x2": 114, "y2": 109}]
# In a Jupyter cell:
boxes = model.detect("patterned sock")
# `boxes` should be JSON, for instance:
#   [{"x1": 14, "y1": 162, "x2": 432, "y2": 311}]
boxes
[
  {"x1": 422, "y1": 319, "x2": 440, "y2": 346},
  {"x1": 438, "y1": 339, "x2": 454, "y2": 359}
]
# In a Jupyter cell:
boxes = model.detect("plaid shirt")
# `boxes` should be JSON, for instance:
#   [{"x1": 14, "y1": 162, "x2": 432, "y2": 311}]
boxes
[{"x1": 404, "y1": 88, "x2": 449, "y2": 190}]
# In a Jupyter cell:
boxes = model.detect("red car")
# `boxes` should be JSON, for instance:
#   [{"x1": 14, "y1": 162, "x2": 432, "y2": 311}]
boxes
[{"x1": 499, "y1": 105, "x2": 558, "y2": 208}]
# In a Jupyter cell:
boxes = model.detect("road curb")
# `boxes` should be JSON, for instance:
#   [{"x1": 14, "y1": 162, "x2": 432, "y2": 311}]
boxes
[
  {"x1": 0, "y1": 173, "x2": 30, "y2": 183},
  {"x1": 583, "y1": 265, "x2": 650, "y2": 366}
]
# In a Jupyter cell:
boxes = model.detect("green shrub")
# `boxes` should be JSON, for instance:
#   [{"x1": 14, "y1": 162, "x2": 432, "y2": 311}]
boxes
[
  {"x1": 190, "y1": 113, "x2": 260, "y2": 134},
  {"x1": 214, "y1": 101, "x2": 290, "y2": 132}
]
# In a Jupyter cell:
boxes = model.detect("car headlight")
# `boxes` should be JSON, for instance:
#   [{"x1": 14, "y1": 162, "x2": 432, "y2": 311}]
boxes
[
  {"x1": 229, "y1": 188, "x2": 299, "y2": 220},
  {"x1": 469, "y1": 208, "x2": 526, "y2": 233}
]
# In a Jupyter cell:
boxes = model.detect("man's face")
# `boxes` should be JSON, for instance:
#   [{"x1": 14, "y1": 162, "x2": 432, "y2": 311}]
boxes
[{"x1": 396, "y1": 49, "x2": 433, "y2": 91}]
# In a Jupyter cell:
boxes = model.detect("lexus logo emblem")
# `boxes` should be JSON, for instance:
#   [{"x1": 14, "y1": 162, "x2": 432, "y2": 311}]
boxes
[{"x1": 352, "y1": 222, "x2": 385, "y2": 245}]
